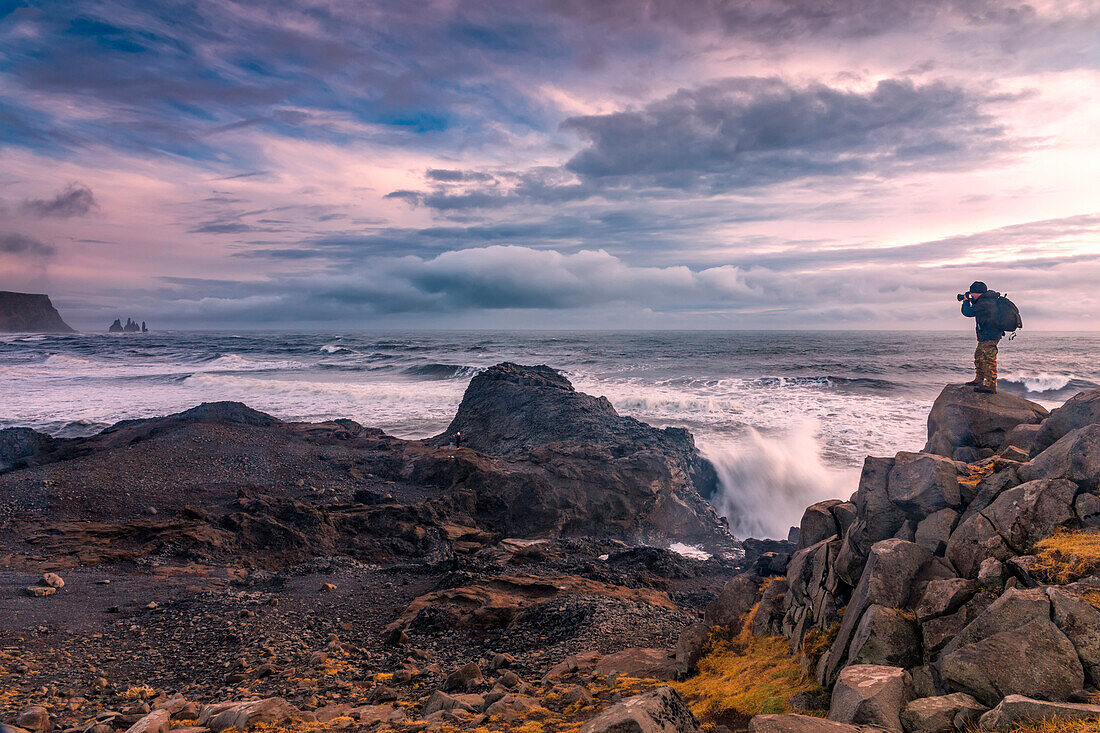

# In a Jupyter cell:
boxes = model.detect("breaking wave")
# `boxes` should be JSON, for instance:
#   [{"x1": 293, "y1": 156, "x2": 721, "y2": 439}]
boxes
[
  {"x1": 702, "y1": 424, "x2": 856, "y2": 539},
  {"x1": 402, "y1": 363, "x2": 484, "y2": 379},
  {"x1": 1000, "y1": 372, "x2": 1096, "y2": 395}
]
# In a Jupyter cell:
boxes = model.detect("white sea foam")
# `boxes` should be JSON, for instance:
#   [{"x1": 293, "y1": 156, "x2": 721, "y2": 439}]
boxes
[
  {"x1": 702, "y1": 424, "x2": 859, "y2": 539},
  {"x1": 668, "y1": 542, "x2": 712, "y2": 560}
]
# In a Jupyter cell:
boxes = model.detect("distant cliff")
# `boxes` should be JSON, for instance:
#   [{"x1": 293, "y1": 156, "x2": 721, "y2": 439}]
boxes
[{"x1": 0, "y1": 291, "x2": 75, "y2": 333}]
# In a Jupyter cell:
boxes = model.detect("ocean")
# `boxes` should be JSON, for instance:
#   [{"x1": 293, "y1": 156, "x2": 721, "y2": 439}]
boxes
[{"x1": 3, "y1": 330, "x2": 1097, "y2": 538}]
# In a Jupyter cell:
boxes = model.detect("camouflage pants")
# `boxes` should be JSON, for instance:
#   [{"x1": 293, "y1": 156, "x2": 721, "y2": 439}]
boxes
[{"x1": 974, "y1": 340, "x2": 998, "y2": 389}]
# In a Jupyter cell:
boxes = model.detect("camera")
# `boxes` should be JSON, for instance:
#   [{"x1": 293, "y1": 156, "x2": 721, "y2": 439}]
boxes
[{"x1": 957, "y1": 293, "x2": 969, "y2": 301}]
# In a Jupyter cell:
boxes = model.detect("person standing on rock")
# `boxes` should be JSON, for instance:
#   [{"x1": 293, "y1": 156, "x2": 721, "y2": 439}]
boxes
[{"x1": 960, "y1": 281, "x2": 1010, "y2": 394}]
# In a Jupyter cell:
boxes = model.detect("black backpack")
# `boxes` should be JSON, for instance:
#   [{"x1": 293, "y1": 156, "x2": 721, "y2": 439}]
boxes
[{"x1": 994, "y1": 294, "x2": 1022, "y2": 333}]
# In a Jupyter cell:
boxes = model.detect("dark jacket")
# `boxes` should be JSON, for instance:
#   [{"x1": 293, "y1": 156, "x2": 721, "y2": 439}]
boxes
[{"x1": 962, "y1": 290, "x2": 1004, "y2": 342}]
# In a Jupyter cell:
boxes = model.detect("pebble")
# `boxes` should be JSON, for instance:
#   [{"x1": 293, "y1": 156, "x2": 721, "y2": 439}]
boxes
[
  {"x1": 24, "y1": 586, "x2": 57, "y2": 598},
  {"x1": 42, "y1": 573, "x2": 65, "y2": 588}
]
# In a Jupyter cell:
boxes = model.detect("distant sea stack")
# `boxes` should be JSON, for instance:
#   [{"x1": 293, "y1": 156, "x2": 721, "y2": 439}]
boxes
[
  {"x1": 0, "y1": 291, "x2": 75, "y2": 333},
  {"x1": 109, "y1": 317, "x2": 148, "y2": 333}
]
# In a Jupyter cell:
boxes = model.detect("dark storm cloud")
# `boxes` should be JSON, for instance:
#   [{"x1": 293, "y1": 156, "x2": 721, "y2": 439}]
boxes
[
  {"x1": 563, "y1": 78, "x2": 1012, "y2": 180},
  {"x1": 22, "y1": 182, "x2": 98, "y2": 218},
  {"x1": 393, "y1": 77, "x2": 1016, "y2": 210},
  {"x1": 0, "y1": 232, "x2": 57, "y2": 258}
]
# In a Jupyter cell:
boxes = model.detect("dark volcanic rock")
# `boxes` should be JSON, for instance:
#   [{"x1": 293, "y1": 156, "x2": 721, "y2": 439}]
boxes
[
  {"x1": 924, "y1": 384, "x2": 1048, "y2": 460},
  {"x1": 0, "y1": 291, "x2": 74, "y2": 333},
  {"x1": 430, "y1": 362, "x2": 735, "y2": 548},
  {"x1": 1035, "y1": 389, "x2": 1100, "y2": 453},
  {"x1": 436, "y1": 362, "x2": 719, "y2": 495}
]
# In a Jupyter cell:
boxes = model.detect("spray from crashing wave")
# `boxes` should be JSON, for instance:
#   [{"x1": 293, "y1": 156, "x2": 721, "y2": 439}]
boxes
[{"x1": 701, "y1": 423, "x2": 856, "y2": 540}]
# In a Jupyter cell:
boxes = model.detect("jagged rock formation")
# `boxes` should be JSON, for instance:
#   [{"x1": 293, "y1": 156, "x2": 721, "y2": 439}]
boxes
[
  {"x1": 0, "y1": 291, "x2": 74, "y2": 333},
  {"x1": 704, "y1": 385, "x2": 1100, "y2": 732},
  {"x1": 429, "y1": 362, "x2": 732, "y2": 547},
  {"x1": 108, "y1": 317, "x2": 145, "y2": 333},
  {"x1": 435, "y1": 362, "x2": 720, "y2": 498}
]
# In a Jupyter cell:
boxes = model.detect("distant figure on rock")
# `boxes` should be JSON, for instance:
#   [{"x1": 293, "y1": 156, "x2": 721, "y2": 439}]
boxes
[{"x1": 959, "y1": 281, "x2": 1022, "y2": 394}]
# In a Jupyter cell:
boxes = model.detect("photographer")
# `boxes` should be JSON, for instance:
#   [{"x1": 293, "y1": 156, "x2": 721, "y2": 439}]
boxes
[{"x1": 959, "y1": 281, "x2": 1006, "y2": 394}]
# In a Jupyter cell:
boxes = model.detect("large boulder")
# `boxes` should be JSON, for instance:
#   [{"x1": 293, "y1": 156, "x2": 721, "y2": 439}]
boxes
[
  {"x1": 853, "y1": 457, "x2": 908, "y2": 548},
  {"x1": 913, "y1": 508, "x2": 958, "y2": 556},
  {"x1": 799, "y1": 500, "x2": 843, "y2": 549},
  {"x1": 1021, "y1": 424, "x2": 1100, "y2": 490},
  {"x1": 1035, "y1": 389, "x2": 1100, "y2": 454},
  {"x1": 675, "y1": 622, "x2": 710, "y2": 677},
  {"x1": 829, "y1": 665, "x2": 908, "y2": 732},
  {"x1": 1048, "y1": 586, "x2": 1100, "y2": 685},
  {"x1": 924, "y1": 385, "x2": 1048, "y2": 460},
  {"x1": 980, "y1": 478, "x2": 1078, "y2": 549},
  {"x1": 576, "y1": 687, "x2": 701, "y2": 733},
  {"x1": 914, "y1": 578, "x2": 977, "y2": 624},
  {"x1": 198, "y1": 698, "x2": 311, "y2": 732},
  {"x1": 14, "y1": 709, "x2": 49, "y2": 733},
  {"x1": 430, "y1": 363, "x2": 734, "y2": 547},
  {"x1": 0, "y1": 427, "x2": 56, "y2": 472},
  {"x1": 939, "y1": 589, "x2": 1084, "y2": 706},
  {"x1": 901, "y1": 693, "x2": 986, "y2": 733},
  {"x1": 846, "y1": 606, "x2": 920, "y2": 669},
  {"x1": 705, "y1": 573, "x2": 763, "y2": 628},
  {"x1": 946, "y1": 479, "x2": 1079, "y2": 578},
  {"x1": 886, "y1": 452, "x2": 962, "y2": 518},
  {"x1": 978, "y1": 695, "x2": 1100, "y2": 731}
]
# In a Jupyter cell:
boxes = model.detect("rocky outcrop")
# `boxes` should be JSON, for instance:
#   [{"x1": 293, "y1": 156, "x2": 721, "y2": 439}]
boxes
[
  {"x1": 0, "y1": 291, "x2": 74, "y2": 333},
  {"x1": 828, "y1": 665, "x2": 907, "y2": 731},
  {"x1": 109, "y1": 317, "x2": 146, "y2": 333},
  {"x1": 924, "y1": 384, "x2": 1047, "y2": 461},
  {"x1": 428, "y1": 363, "x2": 734, "y2": 548},
  {"x1": 736, "y1": 384, "x2": 1100, "y2": 733}
]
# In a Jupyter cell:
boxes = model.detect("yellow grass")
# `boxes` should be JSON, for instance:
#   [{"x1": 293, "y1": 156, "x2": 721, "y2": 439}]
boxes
[
  {"x1": 672, "y1": 611, "x2": 822, "y2": 726},
  {"x1": 1032, "y1": 529, "x2": 1100, "y2": 585}
]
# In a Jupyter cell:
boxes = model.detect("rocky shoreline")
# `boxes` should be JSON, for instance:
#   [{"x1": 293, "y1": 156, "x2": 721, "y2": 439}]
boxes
[{"x1": 3, "y1": 364, "x2": 1100, "y2": 732}]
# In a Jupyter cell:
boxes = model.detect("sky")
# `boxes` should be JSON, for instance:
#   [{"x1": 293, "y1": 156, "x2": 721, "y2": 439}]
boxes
[{"x1": 0, "y1": 0, "x2": 1098, "y2": 331}]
